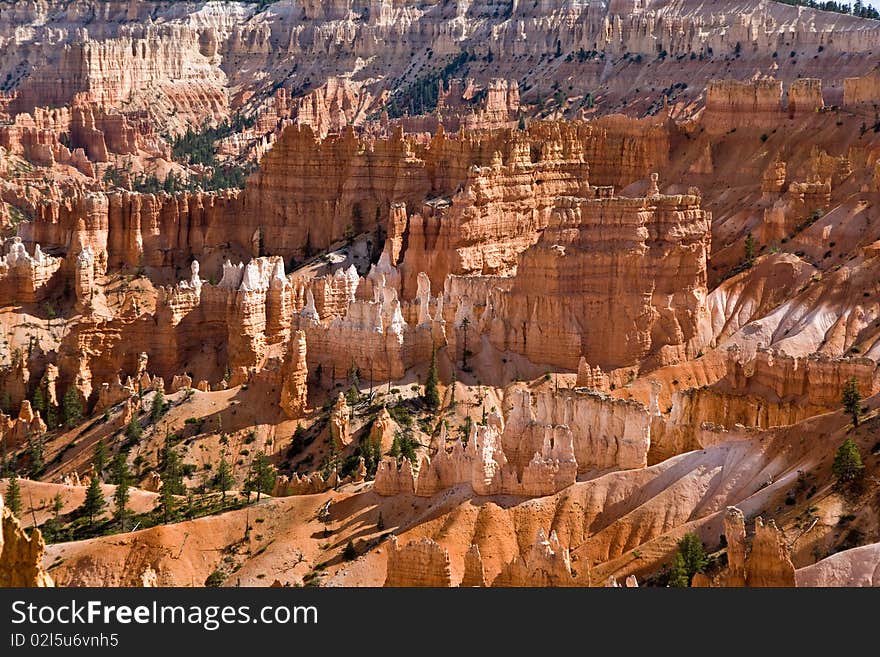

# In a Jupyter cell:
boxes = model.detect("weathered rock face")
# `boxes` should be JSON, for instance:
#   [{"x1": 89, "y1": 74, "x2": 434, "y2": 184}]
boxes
[
  {"x1": 665, "y1": 347, "x2": 878, "y2": 440},
  {"x1": 0, "y1": 237, "x2": 62, "y2": 304},
  {"x1": 279, "y1": 330, "x2": 308, "y2": 418},
  {"x1": 796, "y1": 543, "x2": 880, "y2": 587},
  {"x1": 725, "y1": 348, "x2": 877, "y2": 407},
  {"x1": 710, "y1": 507, "x2": 796, "y2": 587},
  {"x1": 47, "y1": 116, "x2": 663, "y2": 287},
  {"x1": 788, "y1": 79, "x2": 824, "y2": 115},
  {"x1": 844, "y1": 69, "x2": 880, "y2": 109},
  {"x1": 328, "y1": 393, "x2": 351, "y2": 449},
  {"x1": 504, "y1": 389, "x2": 651, "y2": 473},
  {"x1": 374, "y1": 457, "x2": 416, "y2": 497},
  {"x1": 244, "y1": 125, "x2": 432, "y2": 257},
  {"x1": 290, "y1": 77, "x2": 376, "y2": 140},
  {"x1": 384, "y1": 536, "x2": 453, "y2": 587},
  {"x1": 745, "y1": 517, "x2": 796, "y2": 587},
  {"x1": 460, "y1": 544, "x2": 487, "y2": 588},
  {"x1": 368, "y1": 407, "x2": 398, "y2": 456},
  {"x1": 26, "y1": 189, "x2": 242, "y2": 273},
  {"x1": 152, "y1": 256, "x2": 293, "y2": 382},
  {"x1": 0, "y1": 494, "x2": 54, "y2": 587},
  {"x1": 375, "y1": 385, "x2": 651, "y2": 498},
  {"x1": 0, "y1": 107, "x2": 94, "y2": 176},
  {"x1": 705, "y1": 79, "x2": 783, "y2": 133},
  {"x1": 493, "y1": 528, "x2": 575, "y2": 587},
  {"x1": 724, "y1": 507, "x2": 748, "y2": 587},
  {"x1": 705, "y1": 77, "x2": 824, "y2": 128},
  {"x1": 0, "y1": 401, "x2": 48, "y2": 451},
  {"x1": 43, "y1": 254, "x2": 301, "y2": 400},
  {"x1": 13, "y1": 26, "x2": 229, "y2": 131},
  {"x1": 481, "y1": 185, "x2": 711, "y2": 371}
]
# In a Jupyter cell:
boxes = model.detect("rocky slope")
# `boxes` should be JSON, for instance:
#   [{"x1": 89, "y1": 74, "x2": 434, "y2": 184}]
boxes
[{"x1": 2, "y1": 1, "x2": 880, "y2": 588}]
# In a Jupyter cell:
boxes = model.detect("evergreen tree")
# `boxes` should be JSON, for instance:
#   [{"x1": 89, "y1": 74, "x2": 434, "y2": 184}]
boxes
[
  {"x1": 111, "y1": 452, "x2": 131, "y2": 530},
  {"x1": 32, "y1": 387, "x2": 46, "y2": 417},
  {"x1": 345, "y1": 361, "x2": 360, "y2": 405},
  {"x1": 159, "y1": 437, "x2": 185, "y2": 523},
  {"x1": 460, "y1": 415, "x2": 473, "y2": 445},
  {"x1": 668, "y1": 532, "x2": 708, "y2": 587},
  {"x1": 389, "y1": 431, "x2": 418, "y2": 465},
  {"x1": 62, "y1": 387, "x2": 83, "y2": 429},
  {"x1": 27, "y1": 430, "x2": 44, "y2": 477},
  {"x1": 215, "y1": 456, "x2": 234, "y2": 502},
  {"x1": 744, "y1": 232, "x2": 756, "y2": 268},
  {"x1": 81, "y1": 475, "x2": 106, "y2": 527},
  {"x1": 842, "y1": 377, "x2": 862, "y2": 427},
  {"x1": 358, "y1": 436, "x2": 382, "y2": 480},
  {"x1": 449, "y1": 370, "x2": 457, "y2": 409},
  {"x1": 52, "y1": 492, "x2": 63, "y2": 519},
  {"x1": 0, "y1": 391, "x2": 11, "y2": 415},
  {"x1": 424, "y1": 345, "x2": 441, "y2": 410},
  {"x1": 460, "y1": 317, "x2": 471, "y2": 371},
  {"x1": 151, "y1": 388, "x2": 166, "y2": 423},
  {"x1": 832, "y1": 438, "x2": 864, "y2": 483},
  {"x1": 45, "y1": 405, "x2": 58, "y2": 430},
  {"x1": 244, "y1": 451, "x2": 276, "y2": 503},
  {"x1": 5, "y1": 472, "x2": 21, "y2": 517},
  {"x1": 125, "y1": 415, "x2": 142, "y2": 445},
  {"x1": 92, "y1": 438, "x2": 107, "y2": 481}
]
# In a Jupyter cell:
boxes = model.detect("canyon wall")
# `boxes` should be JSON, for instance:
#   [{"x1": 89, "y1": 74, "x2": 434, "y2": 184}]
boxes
[
  {"x1": 375, "y1": 386, "x2": 652, "y2": 499},
  {"x1": 479, "y1": 182, "x2": 711, "y2": 371}
]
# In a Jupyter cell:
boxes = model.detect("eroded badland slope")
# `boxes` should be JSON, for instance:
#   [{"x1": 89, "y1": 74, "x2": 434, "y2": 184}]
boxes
[{"x1": 2, "y1": 0, "x2": 880, "y2": 587}]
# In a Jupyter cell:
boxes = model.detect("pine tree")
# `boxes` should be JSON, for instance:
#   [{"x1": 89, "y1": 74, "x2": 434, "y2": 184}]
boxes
[
  {"x1": 151, "y1": 388, "x2": 166, "y2": 423},
  {"x1": 92, "y1": 438, "x2": 107, "y2": 481},
  {"x1": 125, "y1": 414, "x2": 142, "y2": 445},
  {"x1": 46, "y1": 405, "x2": 58, "y2": 430},
  {"x1": 215, "y1": 456, "x2": 234, "y2": 502},
  {"x1": 0, "y1": 391, "x2": 11, "y2": 415},
  {"x1": 111, "y1": 452, "x2": 131, "y2": 530},
  {"x1": 842, "y1": 377, "x2": 862, "y2": 427},
  {"x1": 668, "y1": 552, "x2": 691, "y2": 588},
  {"x1": 52, "y1": 492, "x2": 63, "y2": 519},
  {"x1": 668, "y1": 532, "x2": 707, "y2": 587},
  {"x1": 744, "y1": 232, "x2": 756, "y2": 268},
  {"x1": 27, "y1": 430, "x2": 44, "y2": 477},
  {"x1": 460, "y1": 317, "x2": 471, "y2": 371},
  {"x1": 32, "y1": 387, "x2": 46, "y2": 417},
  {"x1": 81, "y1": 475, "x2": 105, "y2": 527},
  {"x1": 449, "y1": 370, "x2": 457, "y2": 409},
  {"x1": 346, "y1": 361, "x2": 360, "y2": 405},
  {"x1": 5, "y1": 472, "x2": 21, "y2": 517},
  {"x1": 62, "y1": 387, "x2": 83, "y2": 429},
  {"x1": 159, "y1": 474, "x2": 176, "y2": 524},
  {"x1": 460, "y1": 415, "x2": 473, "y2": 445},
  {"x1": 159, "y1": 437, "x2": 185, "y2": 523},
  {"x1": 424, "y1": 345, "x2": 440, "y2": 410},
  {"x1": 832, "y1": 438, "x2": 864, "y2": 483},
  {"x1": 244, "y1": 451, "x2": 276, "y2": 503}
]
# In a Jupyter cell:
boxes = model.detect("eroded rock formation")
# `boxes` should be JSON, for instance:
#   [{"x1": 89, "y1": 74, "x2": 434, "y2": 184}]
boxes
[{"x1": 0, "y1": 494, "x2": 54, "y2": 587}]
